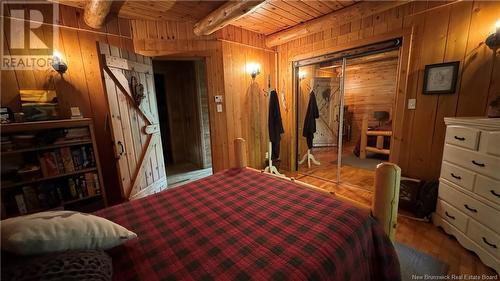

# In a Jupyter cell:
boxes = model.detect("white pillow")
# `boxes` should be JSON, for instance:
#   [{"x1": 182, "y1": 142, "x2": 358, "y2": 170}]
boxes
[{"x1": 1, "y1": 210, "x2": 137, "y2": 255}]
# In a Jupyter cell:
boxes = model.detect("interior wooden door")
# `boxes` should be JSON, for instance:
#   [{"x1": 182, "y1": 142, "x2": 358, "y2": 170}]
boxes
[{"x1": 98, "y1": 42, "x2": 167, "y2": 200}]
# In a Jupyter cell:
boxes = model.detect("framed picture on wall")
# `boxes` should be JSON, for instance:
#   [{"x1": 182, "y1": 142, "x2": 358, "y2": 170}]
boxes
[{"x1": 423, "y1": 61, "x2": 460, "y2": 95}]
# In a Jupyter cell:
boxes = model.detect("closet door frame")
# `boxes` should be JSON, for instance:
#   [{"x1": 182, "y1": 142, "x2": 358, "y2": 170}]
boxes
[{"x1": 292, "y1": 34, "x2": 411, "y2": 182}]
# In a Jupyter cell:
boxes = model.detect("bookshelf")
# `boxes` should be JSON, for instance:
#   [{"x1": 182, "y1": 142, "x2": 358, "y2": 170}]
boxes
[{"x1": 1, "y1": 119, "x2": 107, "y2": 219}]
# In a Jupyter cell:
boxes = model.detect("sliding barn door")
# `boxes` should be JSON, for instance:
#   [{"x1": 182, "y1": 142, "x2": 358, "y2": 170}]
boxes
[{"x1": 98, "y1": 42, "x2": 166, "y2": 200}]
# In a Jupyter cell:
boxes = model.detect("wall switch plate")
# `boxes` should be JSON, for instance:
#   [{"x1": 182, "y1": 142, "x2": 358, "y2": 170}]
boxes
[
  {"x1": 215, "y1": 95, "x2": 223, "y2": 103},
  {"x1": 408, "y1": 98, "x2": 416, "y2": 110},
  {"x1": 216, "y1": 104, "x2": 223, "y2": 112}
]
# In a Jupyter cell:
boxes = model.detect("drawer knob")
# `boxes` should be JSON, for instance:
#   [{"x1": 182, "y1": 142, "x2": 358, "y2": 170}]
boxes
[
  {"x1": 482, "y1": 237, "x2": 498, "y2": 249},
  {"x1": 464, "y1": 204, "x2": 478, "y2": 213},
  {"x1": 491, "y1": 190, "x2": 500, "y2": 198},
  {"x1": 454, "y1": 136, "x2": 465, "y2": 141},
  {"x1": 444, "y1": 211, "x2": 455, "y2": 220},
  {"x1": 450, "y1": 173, "x2": 461, "y2": 180},
  {"x1": 471, "y1": 160, "x2": 485, "y2": 167}
]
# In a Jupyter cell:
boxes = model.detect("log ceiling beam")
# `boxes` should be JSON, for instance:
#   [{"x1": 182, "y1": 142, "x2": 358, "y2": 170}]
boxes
[
  {"x1": 84, "y1": 0, "x2": 113, "y2": 29},
  {"x1": 194, "y1": 0, "x2": 265, "y2": 36},
  {"x1": 265, "y1": 0, "x2": 411, "y2": 47}
]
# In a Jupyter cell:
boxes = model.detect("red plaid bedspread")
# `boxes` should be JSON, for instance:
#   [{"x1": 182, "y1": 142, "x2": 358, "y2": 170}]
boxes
[{"x1": 95, "y1": 168, "x2": 400, "y2": 281}]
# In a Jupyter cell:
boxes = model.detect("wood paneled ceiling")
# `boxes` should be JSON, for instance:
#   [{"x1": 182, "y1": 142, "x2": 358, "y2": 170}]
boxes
[
  {"x1": 233, "y1": 0, "x2": 359, "y2": 35},
  {"x1": 53, "y1": 0, "x2": 359, "y2": 35},
  {"x1": 53, "y1": 1, "x2": 226, "y2": 22}
]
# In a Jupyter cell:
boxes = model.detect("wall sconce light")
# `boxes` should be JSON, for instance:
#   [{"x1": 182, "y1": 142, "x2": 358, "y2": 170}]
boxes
[
  {"x1": 298, "y1": 70, "x2": 306, "y2": 80},
  {"x1": 485, "y1": 20, "x2": 500, "y2": 50},
  {"x1": 246, "y1": 63, "x2": 260, "y2": 80},
  {"x1": 52, "y1": 50, "x2": 68, "y2": 74}
]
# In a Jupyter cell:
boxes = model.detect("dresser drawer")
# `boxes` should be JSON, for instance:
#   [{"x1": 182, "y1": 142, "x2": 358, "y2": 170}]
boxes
[
  {"x1": 441, "y1": 161, "x2": 475, "y2": 191},
  {"x1": 445, "y1": 126, "x2": 480, "y2": 150},
  {"x1": 474, "y1": 175, "x2": 500, "y2": 207},
  {"x1": 435, "y1": 199, "x2": 468, "y2": 232},
  {"x1": 439, "y1": 182, "x2": 500, "y2": 233},
  {"x1": 443, "y1": 145, "x2": 500, "y2": 180},
  {"x1": 481, "y1": 131, "x2": 500, "y2": 157},
  {"x1": 467, "y1": 219, "x2": 500, "y2": 260}
]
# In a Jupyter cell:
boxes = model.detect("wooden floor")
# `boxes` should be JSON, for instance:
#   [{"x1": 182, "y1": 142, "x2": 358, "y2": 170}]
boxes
[
  {"x1": 297, "y1": 145, "x2": 381, "y2": 190},
  {"x1": 283, "y1": 168, "x2": 498, "y2": 277},
  {"x1": 166, "y1": 163, "x2": 213, "y2": 188}
]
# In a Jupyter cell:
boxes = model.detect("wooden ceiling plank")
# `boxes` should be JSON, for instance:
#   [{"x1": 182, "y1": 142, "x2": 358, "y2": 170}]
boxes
[
  {"x1": 285, "y1": 1, "x2": 324, "y2": 18},
  {"x1": 53, "y1": 0, "x2": 226, "y2": 22},
  {"x1": 246, "y1": 13, "x2": 288, "y2": 31},
  {"x1": 257, "y1": 2, "x2": 305, "y2": 23},
  {"x1": 242, "y1": 15, "x2": 276, "y2": 32},
  {"x1": 338, "y1": 0, "x2": 357, "y2": 7},
  {"x1": 251, "y1": 11, "x2": 294, "y2": 29},
  {"x1": 265, "y1": 1, "x2": 410, "y2": 47},
  {"x1": 252, "y1": 9, "x2": 296, "y2": 27},
  {"x1": 319, "y1": 1, "x2": 344, "y2": 11},
  {"x1": 300, "y1": 0, "x2": 335, "y2": 15},
  {"x1": 270, "y1": 1, "x2": 316, "y2": 20}
]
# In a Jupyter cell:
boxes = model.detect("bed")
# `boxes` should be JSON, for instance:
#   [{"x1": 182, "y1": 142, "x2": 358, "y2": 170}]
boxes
[{"x1": 95, "y1": 164, "x2": 401, "y2": 280}]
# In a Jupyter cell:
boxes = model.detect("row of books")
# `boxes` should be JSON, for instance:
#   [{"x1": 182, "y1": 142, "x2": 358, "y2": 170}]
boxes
[
  {"x1": 52, "y1": 127, "x2": 91, "y2": 144},
  {"x1": 14, "y1": 172, "x2": 101, "y2": 215},
  {"x1": 39, "y1": 146, "x2": 96, "y2": 177}
]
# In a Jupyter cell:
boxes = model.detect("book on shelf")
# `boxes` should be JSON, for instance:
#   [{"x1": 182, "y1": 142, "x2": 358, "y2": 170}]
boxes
[
  {"x1": 60, "y1": 147, "x2": 75, "y2": 172},
  {"x1": 88, "y1": 147, "x2": 96, "y2": 167},
  {"x1": 15, "y1": 194, "x2": 28, "y2": 215},
  {"x1": 53, "y1": 151, "x2": 65, "y2": 174},
  {"x1": 94, "y1": 173, "x2": 100, "y2": 194},
  {"x1": 71, "y1": 148, "x2": 83, "y2": 170},
  {"x1": 68, "y1": 178, "x2": 77, "y2": 199},
  {"x1": 40, "y1": 152, "x2": 59, "y2": 177},
  {"x1": 62, "y1": 128, "x2": 90, "y2": 141},
  {"x1": 22, "y1": 186, "x2": 39, "y2": 212},
  {"x1": 85, "y1": 173, "x2": 96, "y2": 196},
  {"x1": 38, "y1": 183, "x2": 61, "y2": 208},
  {"x1": 81, "y1": 146, "x2": 90, "y2": 168}
]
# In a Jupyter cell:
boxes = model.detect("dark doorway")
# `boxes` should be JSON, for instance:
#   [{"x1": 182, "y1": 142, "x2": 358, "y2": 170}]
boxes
[{"x1": 153, "y1": 60, "x2": 212, "y2": 188}]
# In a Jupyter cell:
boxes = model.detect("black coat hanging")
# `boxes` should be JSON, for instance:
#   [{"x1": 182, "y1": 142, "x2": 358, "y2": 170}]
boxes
[
  {"x1": 268, "y1": 90, "x2": 284, "y2": 160},
  {"x1": 302, "y1": 91, "x2": 319, "y2": 149}
]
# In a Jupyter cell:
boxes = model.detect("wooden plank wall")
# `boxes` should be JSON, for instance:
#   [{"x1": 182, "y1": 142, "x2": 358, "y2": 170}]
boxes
[
  {"x1": 131, "y1": 19, "x2": 267, "y2": 56},
  {"x1": 195, "y1": 60, "x2": 212, "y2": 169},
  {"x1": 132, "y1": 20, "x2": 276, "y2": 171},
  {"x1": 344, "y1": 54, "x2": 399, "y2": 143},
  {"x1": 221, "y1": 41, "x2": 276, "y2": 169},
  {"x1": 1, "y1": 4, "x2": 133, "y2": 204},
  {"x1": 276, "y1": 1, "x2": 500, "y2": 180}
]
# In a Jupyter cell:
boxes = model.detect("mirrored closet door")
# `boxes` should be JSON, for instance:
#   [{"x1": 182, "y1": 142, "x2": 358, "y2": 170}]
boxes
[{"x1": 295, "y1": 39, "x2": 401, "y2": 190}]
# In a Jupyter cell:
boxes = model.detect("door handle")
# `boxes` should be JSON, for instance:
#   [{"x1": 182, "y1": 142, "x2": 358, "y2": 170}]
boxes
[
  {"x1": 118, "y1": 141, "x2": 125, "y2": 156},
  {"x1": 114, "y1": 141, "x2": 125, "y2": 159}
]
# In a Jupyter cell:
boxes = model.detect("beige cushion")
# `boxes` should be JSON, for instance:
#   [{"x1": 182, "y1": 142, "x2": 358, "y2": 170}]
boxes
[{"x1": 1, "y1": 211, "x2": 136, "y2": 255}]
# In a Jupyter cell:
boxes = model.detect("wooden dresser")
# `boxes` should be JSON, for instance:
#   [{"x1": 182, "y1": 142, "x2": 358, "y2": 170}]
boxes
[{"x1": 433, "y1": 117, "x2": 500, "y2": 273}]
